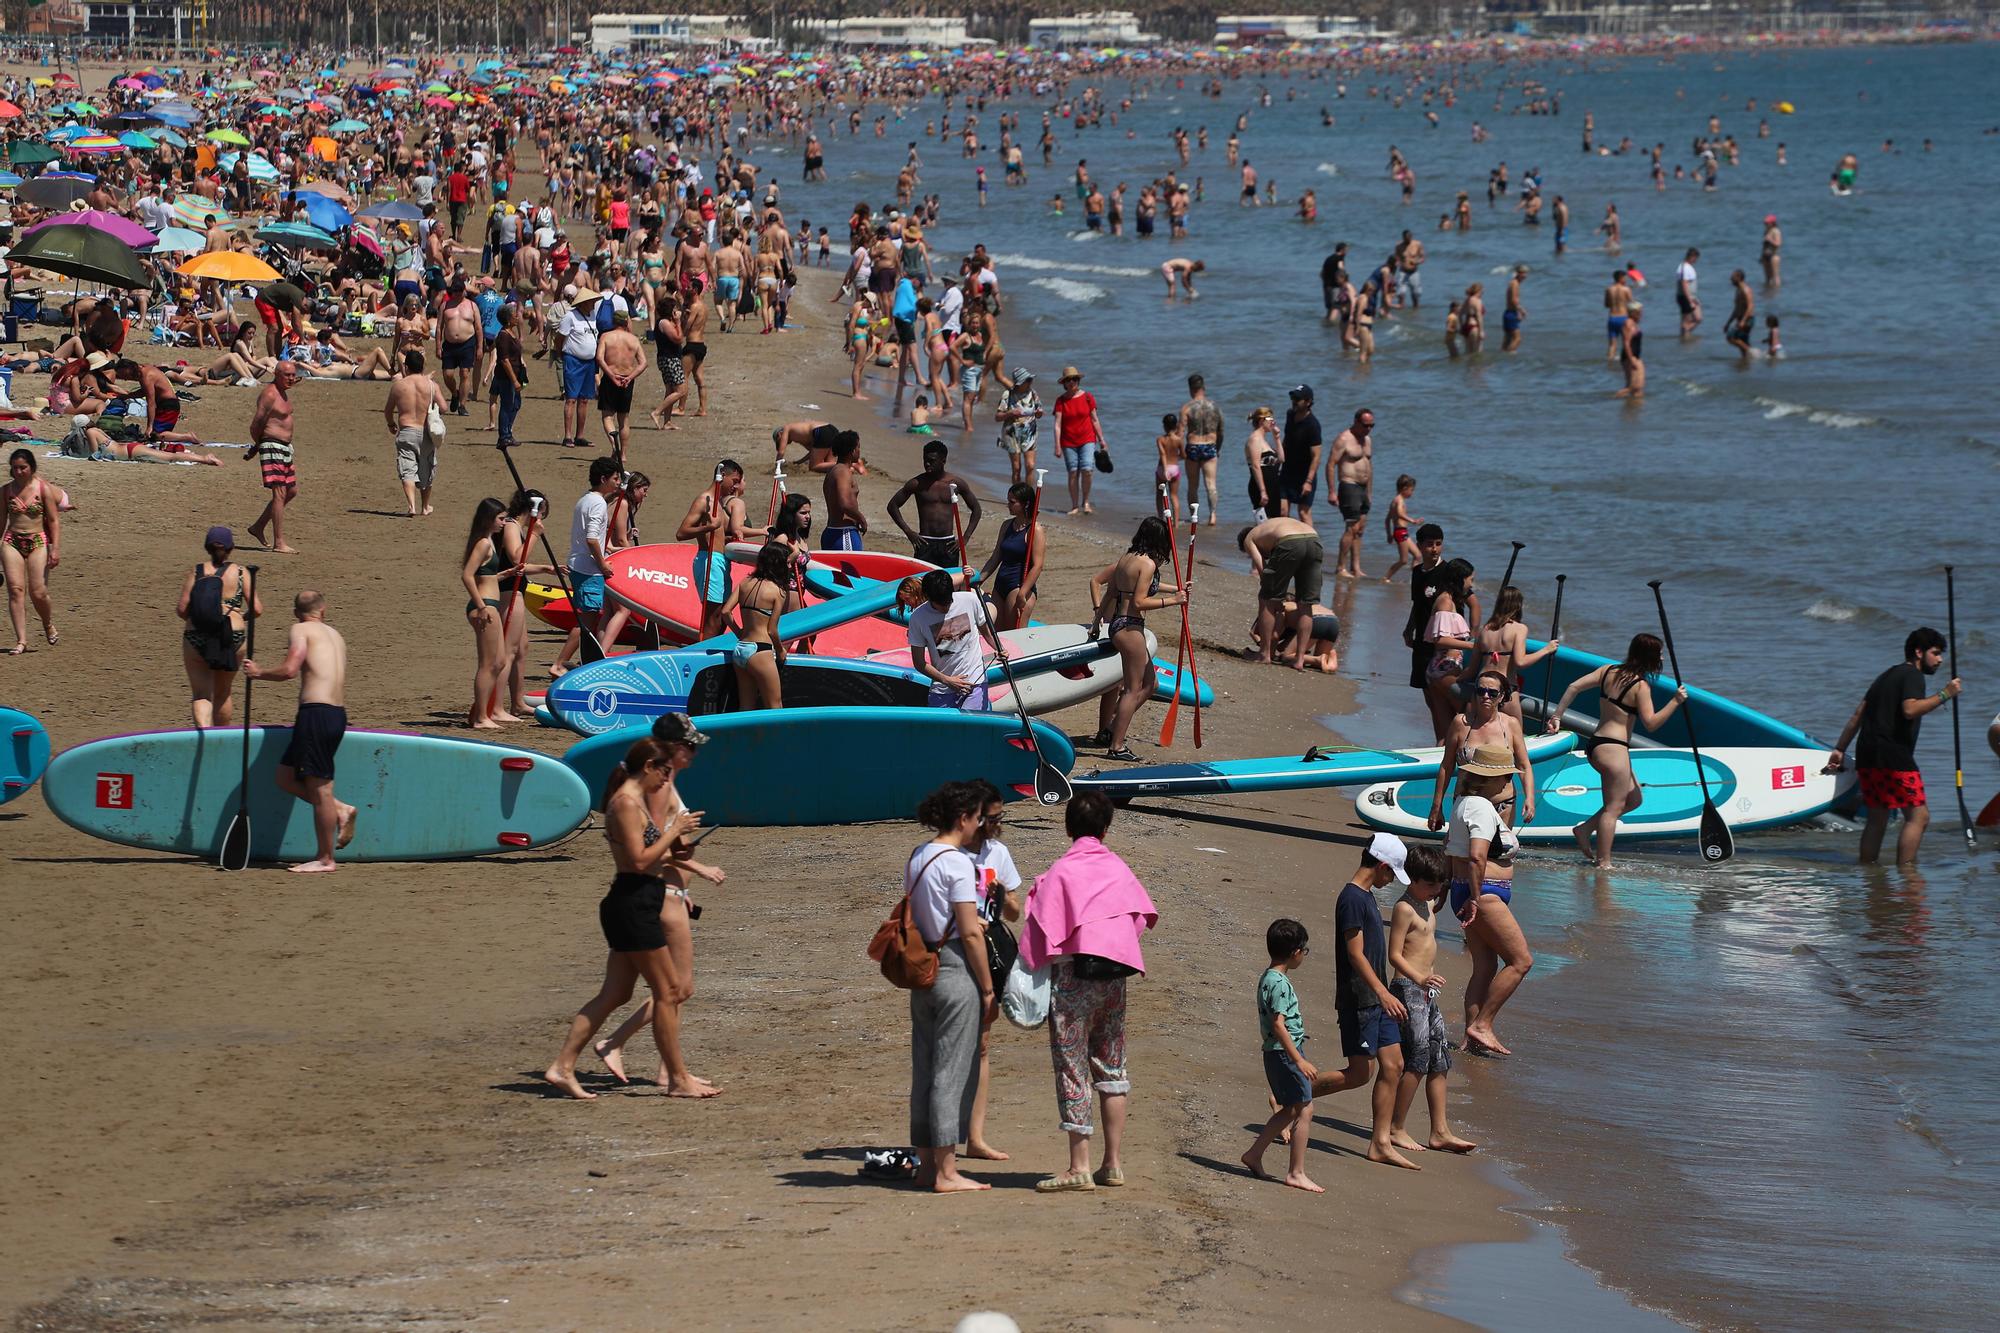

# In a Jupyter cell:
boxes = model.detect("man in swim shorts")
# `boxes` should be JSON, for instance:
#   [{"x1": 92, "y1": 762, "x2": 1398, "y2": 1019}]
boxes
[
  {"x1": 1326, "y1": 408, "x2": 1376, "y2": 580},
  {"x1": 1826, "y1": 626, "x2": 1960, "y2": 865},
  {"x1": 242, "y1": 589, "x2": 355, "y2": 874},
  {"x1": 384, "y1": 350, "x2": 448, "y2": 518},
  {"x1": 1239, "y1": 516, "x2": 1324, "y2": 669},
  {"x1": 676, "y1": 458, "x2": 750, "y2": 640},
  {"x1": 1603, "y1": 269, "x2": 1632, "y2": 361},
  {"x1": 245, "y1": 362, "x2": 301, "y2": 554},
  {"x1": 888, "y1": 438, "x2": 981, "y2": 568},
  {"x1": 595, "y1": 310, "x2": 645, "y2": 463},
  {"x1": 436, "y1": 277, "x2": 483, "y2": 414},
  {"x1": 556, "y1": 456, "x2": 624, "y2": 674}
]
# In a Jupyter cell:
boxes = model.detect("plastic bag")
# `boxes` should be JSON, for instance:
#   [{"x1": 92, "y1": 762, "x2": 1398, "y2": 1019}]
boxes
[{"x1": 1001, "y1": 956, "x2": 1051, "y2": 1029}]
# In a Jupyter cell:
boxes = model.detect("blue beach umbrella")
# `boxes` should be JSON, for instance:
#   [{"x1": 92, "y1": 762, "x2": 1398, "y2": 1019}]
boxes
[
  {"x1": 118, "y1": 131, "x2": 158, "y2": 150},
  {"x1": 0, "y1": 172, "x2": 22, "y2": 188},
  {"x1": 256, "y1": 221, "x2": 339, "y2": 250},
  {"x1": 148, "y1": 225, "x2": 207, "y2": 254},
  {"x1": 290, "y1": 191, "x2": 352, "y2": 231}
]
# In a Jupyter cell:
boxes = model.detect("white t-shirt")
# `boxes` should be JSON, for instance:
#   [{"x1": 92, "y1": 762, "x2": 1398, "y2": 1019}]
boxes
[
  {"x1": 936, "y1": 284, "x2": 964, "y2": 334},
  {"x1": 1675, "y1": 261, "x2": 1698, "y2": 295},
  {"x1": 1444, "y1": 793, "x2": 1518, "y2": 867},
  {"x1": 907, "y1": 592, "x2": 987, "y2": 686},
  {"x1": 569, "y1": 490, "x2": 609, "y2": 576},
  {"x1": 559, "y1": 308, "x2": 599, "y2": 359},
  {"x1": 907, "y1": 841, "x2": 978, "y2": 944},
  {"x1": 972, "y1": 839, "x2": 1021, "y2": 922}
]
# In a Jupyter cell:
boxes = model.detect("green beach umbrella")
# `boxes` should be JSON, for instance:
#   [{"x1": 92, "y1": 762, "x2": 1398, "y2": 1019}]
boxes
[
  {"x1": 204, "y1": 128, "x2": 250, "y2": 146},
  {"x1": 8, "y1": 222, "x2": 149, "y2": 289}
]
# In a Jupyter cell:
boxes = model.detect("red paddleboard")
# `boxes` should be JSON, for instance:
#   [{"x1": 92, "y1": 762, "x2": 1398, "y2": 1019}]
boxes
[
  {"x1": 527, "y1": 593, "x2": 668, "y2": 646},
  {"x1": 807, "y1": 550, "x2": 939, "y2": 586},
  {"x1": 606, "y1": 543, "x2": 718, "y2": 639}
]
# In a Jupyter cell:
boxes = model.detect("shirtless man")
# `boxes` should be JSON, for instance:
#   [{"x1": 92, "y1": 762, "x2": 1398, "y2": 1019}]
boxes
[
  {"x1": 1760, "y1": 214, "x2": 1783, "y2": 288},
  {"x1": 245, "y1": 362, "x2": 301, "y2": 554},
  {"x1": 1502, "y1": 266, "x2": 1529, "y2": 353},
  {"x1": 772, "y1": 420, "x2": 861, "y2": 475},
  {"x1": 1604, "y1": 269, "x2": 1633, "y2": 362},
  {"x1": 1724, "y1": 269, "x2": 1756, "y2": 359},
  {"x1": 595, "y1": 310, "x2": 646, "y2": 463},
  {"x1": 711, "y1": 234, "x2": 747, "y2": 334},
  {"x1": 379, "y1": 350, "x2": 444, "y2": 517},
  {"x1": 1398, "y1": 231, "x2": 1425, "y2": 309},
  {"x1": 241, "y1": 589, "x2": 355, "y2": 873},
  {"x1": 1325, "y1": 409, "x2": 1377, "y2": 580},
  {"x1": 888, "y1": 439, "x2": 982, "y2": 567},
  {"x1": 115, "y1": 358, "x2": 202, "y2": 447},
  {"x1": 436, "y1": 278, "x2": 482, "y2": 414},
  {"x1": 682, "y1": 282, "x2": 711, "y2": 417},
  {"x1": 1161, "y1": 257, "x2": 1205, "y2": 299},
  {"x1": 1238, "y1": 517, "x2": 1324, "y2": 668},
  {"x1": 675, "y1": 459, "x2": 752, "y2": 639},
  {"x1": 820, "y1": 432, "x2": 868, "y2": 552}
]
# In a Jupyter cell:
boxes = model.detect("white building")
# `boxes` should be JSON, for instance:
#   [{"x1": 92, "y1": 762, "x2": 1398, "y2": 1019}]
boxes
[
  {"x1": 794, "y1": 16, "x2": 975, "y2": 48},
  {"x1": 1213, "y1": 15, "x2": 1378, "y2": 45},
  {"x1": 589, "y1": 13, "x2": 746, "y2": 55},
  {"x1": 1028, "y1": 12, "x2": 1155, "y2": 50}
]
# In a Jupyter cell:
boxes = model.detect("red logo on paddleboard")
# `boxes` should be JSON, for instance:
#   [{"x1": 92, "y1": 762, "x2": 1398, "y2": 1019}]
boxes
[
  {"x1": 96, "y1": 772, "x2": 134, "y2": 809},
  {"x1": 1770, "y1": 765, "x2": 1806, "y2": 791}
]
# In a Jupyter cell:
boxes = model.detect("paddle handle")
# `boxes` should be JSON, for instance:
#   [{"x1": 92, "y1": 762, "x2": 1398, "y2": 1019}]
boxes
[
  {"x1": 1946, "y1": 565, "x2": 1973, "y2": 841},
  {"x1": 1540, "y1": 573, "x2": 1566, "y2": 725},
  {"x1": 1501, "y1": 540, "x2": 1524, "y2": 591},
  {"x1": 241, "y1": 565, "x2": 259, "y2": 786},
  {"x1": 1648, "y1": 580, "x2": 1709, "y2": 769}
]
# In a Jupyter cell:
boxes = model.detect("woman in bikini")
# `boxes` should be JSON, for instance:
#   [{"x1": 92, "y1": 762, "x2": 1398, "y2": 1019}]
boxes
[
  {"x1": 493, "y1": 489, "x2": 555, "y2": 722},
  {"x1": 978, "y1": 481, "x2": 1044, "y2": 631},
  {"x1": 1544, "y1": 632, "x2": 1687, "y2": 868},
  {"x1": 1088, "y1": 517, "x2": 1185, "y2": 761},
  {"x1": 3, "y1": 449, "x2": 60, "y2": 654},
  {"x1": 175, "y1": 525, "x2": 261, "y2": 726},
  {"x1": 1428, "y1": 668, "x2": 1540, "y2": 834},
  {"x1": 767, "y1": 493, "x2": 816, "y2": 619},
  {"x1": 919, "y1": 296, "x2": 954, "y2": 412},
  {"x1": 461, "y1": 497, "x2": 521, "y2": 730},
  {"x1": 1443, "y1": 743, "x2": 1532, "y2": 1057},
  {"x1": 1470, "y1": 584, "x2": 1561, "y2": 725},
  {"x1": 544, "y1": 727, "x2": 724, "y2": 1100},
  {"x1": 718, "y1": 540, "x2": 788, "y2": 710}
]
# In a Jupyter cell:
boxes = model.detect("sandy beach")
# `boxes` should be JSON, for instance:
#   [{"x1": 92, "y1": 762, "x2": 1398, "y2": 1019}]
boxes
[{"x1": 0, "y1": 253, "x2": 1525, "y2": 1328}]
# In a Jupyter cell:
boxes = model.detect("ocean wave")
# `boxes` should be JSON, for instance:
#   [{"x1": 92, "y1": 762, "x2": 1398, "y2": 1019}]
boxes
[
  {"x1": 1803, "y1": 597, "x2": 1861, "y2": 624},
  {"x1": 1753, "y1": 397, "x2": 1877, "y2": 429},
  {"x1": 1315, "y1": 162, "x2": 1341, "y2": 176},
  {"x1": 989, "y1": 252, "x2": 1153, "y2": 279},
  {"x1": 1030, "y1": 276, "x2": 1108, "y2": 304},
  {"x1": 1675, "y1": 379, "x2": 1711, "y2": 396},
  {"x1": 1068, "y1": 229, "x2": 1102, "y2": 243}
]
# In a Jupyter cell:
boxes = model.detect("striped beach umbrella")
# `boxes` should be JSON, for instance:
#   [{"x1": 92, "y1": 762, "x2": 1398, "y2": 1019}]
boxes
[
  {"x1": 172, "y1": 195, "x2": 231, "y2": 229},
  {"x1": 219, "y1": 152, "x2": 279, "y2": 183}
]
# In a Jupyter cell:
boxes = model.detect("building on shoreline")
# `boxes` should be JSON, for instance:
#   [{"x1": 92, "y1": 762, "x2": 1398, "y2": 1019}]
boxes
[
  {"x1": 589, "y1": 13, "x2": 749, "y2": 54},
  {"x1": 1027, "y1": 11, "x2": 1159, "y2": 48}
]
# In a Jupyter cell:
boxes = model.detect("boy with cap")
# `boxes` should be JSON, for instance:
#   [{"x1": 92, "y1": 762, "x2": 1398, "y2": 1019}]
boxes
[{"x1": 1312, "y1": 832, "x2": 1419, "y2": 1170}]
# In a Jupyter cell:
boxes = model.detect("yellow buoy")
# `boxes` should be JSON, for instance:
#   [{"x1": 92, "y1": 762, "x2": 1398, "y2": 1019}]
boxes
[{"x1": 1775, "y1": 101, "x2": 1796, "y2": 114}]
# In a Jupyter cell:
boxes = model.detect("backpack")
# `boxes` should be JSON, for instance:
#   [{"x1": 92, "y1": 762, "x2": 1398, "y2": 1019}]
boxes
[
  {"x1": 187, "y1": 561, "x2": 231, "y2": 636},
  {"x1": 868, "y1": 846, "x2": 959, "y2": 990}
]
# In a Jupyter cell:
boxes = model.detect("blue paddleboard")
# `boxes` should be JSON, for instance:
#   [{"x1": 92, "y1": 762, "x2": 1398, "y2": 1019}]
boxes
[
  {"x1": 1075, "y1": 730, "x2": 1578, "y2": 799},
  {"x1": 2, "y1": 706, "x2": 51, "y2": 805},
  {"x1": 1519, "y1": 640, "x2": 1827, "y2": 750},
  {"x1": 548, "y1": 649, "x2": 933, "y2": 735},
  {"x1": 562, "y1": 706, "x2": 1077, "y2": 826},
  {"x1": 43, "y1": 728, "x2": 592, "y2": 862}
]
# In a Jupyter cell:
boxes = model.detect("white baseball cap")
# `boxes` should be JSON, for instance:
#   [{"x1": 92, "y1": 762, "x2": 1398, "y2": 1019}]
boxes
[{"x1": 1368, "y1": 832, "x2": 1410, "y2": 884}]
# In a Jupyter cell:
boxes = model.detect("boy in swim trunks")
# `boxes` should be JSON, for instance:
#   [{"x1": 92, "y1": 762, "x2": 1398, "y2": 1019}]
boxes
[
  {"x1": 1382, "y1": 474, "x2": 1422, "y2": 582},
  {"x1": 241, "y1": 589, "x2": 356, "y2": 873},
  {"x1": 1386, "y1": 845, "x2": 1477, "y2": 1156}
]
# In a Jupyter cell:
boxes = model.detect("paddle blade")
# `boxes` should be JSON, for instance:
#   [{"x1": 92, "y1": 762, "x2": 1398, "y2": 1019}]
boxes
[
  {"x1": 1034, "y1": 761, "x2": 1074, "y2": 807},
  {"x1": 1697, "y1": 800, "x2": 1735, "y2": 864},
  {"x1": 217, "y1": 812, "x2": 252, "y2": 871},
  {"x1": 1977, "y1": 791, "x2": 2000, "y2": 828}
]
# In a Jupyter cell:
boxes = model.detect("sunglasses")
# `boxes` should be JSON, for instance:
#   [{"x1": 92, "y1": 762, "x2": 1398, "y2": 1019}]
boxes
[{"x1": 1473, "y1": 687, "x2": 1503, "y2": 698}]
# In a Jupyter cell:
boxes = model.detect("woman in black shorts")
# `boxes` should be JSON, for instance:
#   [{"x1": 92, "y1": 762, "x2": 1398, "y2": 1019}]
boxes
[{"x1": 543, "y1": 728, "x2": 723, "y2": 1100}]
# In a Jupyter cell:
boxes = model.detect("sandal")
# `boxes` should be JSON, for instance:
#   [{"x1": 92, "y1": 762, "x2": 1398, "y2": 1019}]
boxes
[
  {"x1": 1035, "y1": 1169, "x2": 1096, "y2": 1193},
  {"x1": 44, "y1": 628, "x2": 58, "y2": 646},
  {"x1": 5, "y1": 643, "x2": 23, "y2": 656}
]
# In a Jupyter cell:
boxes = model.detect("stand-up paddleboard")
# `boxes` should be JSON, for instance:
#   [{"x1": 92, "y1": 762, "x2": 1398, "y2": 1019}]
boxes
[
  {"x1": 724, "y1": 541, "x2": 940, "y2": 597},
  {"x1": 2, "y1": 707, "x2": 51, "y2": 805},
  {"x1": 43, "y1": 728, "x2": 592, "y2": 862},
  {"x1": 605, "y1": 542, "x2": 724, "y2": 641},
  {"x1": 548, "y1": 648, "x2": 933, "y2": 735},
  {"x1": 1355, "y1": 745, "x2": 1855, "y2": 845},
  {"x1": 1077, "y1": 730, "x2": 1579, "y2": 800},
  {"x1": 524, "y1": 582, "x2": 656, "y2": 645},
  {"x1": 562, "y1": 707, "x2": 1077, "y2": 826},
  {"x1": 1518, "y1": 639, "x2": 1828, "y2": 751},
  {"x1": 870, "y1": 623, "x2": 1148, "y2": 716}
]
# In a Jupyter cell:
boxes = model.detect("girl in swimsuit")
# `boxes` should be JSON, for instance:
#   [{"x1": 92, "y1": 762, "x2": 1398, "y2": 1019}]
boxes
[
  {"x1": 977, "y1": 482, "x2": 1044, "y2": 631},
  {"x1": 176, "y1": 528, "x2": 261, "y2": 726},
  {"x1": 1470, "y1": 585, "x2": 1561, "y2": 724},
  {"x1": 1444, "y1": 744, "x2": 1531, "y2": 1056},
  {"x1": 1088, "y1": 517, "x2": 1185, "y2": 761},
  {"x1": 1544, "y1": 632, "x2": 1687, "y2": 868},
  {"x1": 494, "y1": 490, "x2": 555, "y2": 720},
  {"x1": 3, "y1": 449, "x2": 59, "y2": 654},
  {"x1": 462, "y1": 497, "x2": 521, "y2": 730},
  {"x1": 1429, "y1": 669, "x2": 1539, "y2": 832},
  {"x1": 545, "y1": 733, "x2": 723, "y2": 1100},
  {"x1": 1420, "y1": 560, "x2": 1479, "y2": 742},
  {"x1": 767, "y1": 494, "x2": 816, "y2": 620},
  {"x1": 719, "y1": 541, "x2": 789, "y2": 710}
]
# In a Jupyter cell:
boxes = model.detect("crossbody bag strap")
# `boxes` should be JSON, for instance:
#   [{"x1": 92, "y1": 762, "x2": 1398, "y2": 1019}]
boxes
[{"x1": 906, "y1": 843, "x2": 962, "y2": 949}]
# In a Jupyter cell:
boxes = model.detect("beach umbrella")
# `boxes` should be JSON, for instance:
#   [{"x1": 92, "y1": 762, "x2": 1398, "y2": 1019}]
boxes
[
  {"x1": 306, "y1": 136, "x2": 337, "y2": 162},
  {"x1": 424, "y1": 95, "x2": 453, "y2": 109},
  {"x1": 25, "y1": 210, "x2": 156, "y2": 249},
  {"x1": 205, "y1": 128, "x2": 250, "y2": 146},
  {"x1": 41, "y1": 170, "x2": 99, "y2": 182},
  {"x1": 219, "y1": 152, "x2": 278, "y2": 182},
  {"x1": 172, "y1": 195, "x2": 231, "y2": 228},
  {"x1": 8, "y1": 222, "x2": 148, "y2": 288},
  {"x1": 177, "y1": 250, "x2": 279, "y2": 282},
  {"x1": 290, "y1": 191, "x2": 350, "y2": 230},
  {"x1": 116, "y1": 77, "x2": 147, "y2": 91},
  {"x1": 329, "y1": 118, "x2": 368, "y2": 133},
  {"x1": 293, "y1": 179, "x2": 351, "y2": 203},
  {"x1": 45, "y1": 124, "x2": 93, "y2": 141},
  {"x1": 5, "y1": 141, "x2": 58, "y2": 167},
  {"x1": 225, "y1": 79, "x2": 256, "y2": 91},
  {"x1": 153, "y1": 129, "x2": 188, "y2": 148},
  {"x1": 0, "y1": 100, "x2": 22, "y2": 119},
  {"x1": 424, "y1": 81, "x2": 451, "y2": 93},
  {"x1": 256, "y1": 221, "x2": 338, "y2": 250},
  {"x1": 66, "y1": 135, "x2": 124, "y2": 155},
  {"x1": 356, "y1": 199, "x2": 421, "y2": 223},
  {"x1": 346, "y1": 222, "x2": 384, "y2": 258},
  {"x1": 16, "y1": 176, "x2": 91, "y2": 209},
  {"x1": 118, "y1": 131, "x2": 159, "y2": 150},
  {"x1": 149, "y1": 225, "x2": 208, "y2": 254},
  {"x1": 0, "y1": 172, "x2": 19, "y2": 188}
]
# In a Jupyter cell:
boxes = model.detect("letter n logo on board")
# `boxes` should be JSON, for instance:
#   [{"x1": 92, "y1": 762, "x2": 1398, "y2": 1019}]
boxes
[
  {"x1": 96, "y1": 772, "x2": 134, "y2": 809},
  {"x1": 1770, "y1": 765, "x2": 1806, "y2": 791}
]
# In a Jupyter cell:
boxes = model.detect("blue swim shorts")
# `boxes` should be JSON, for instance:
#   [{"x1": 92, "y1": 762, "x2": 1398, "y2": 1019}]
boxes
[
  {"x1": 562, "y1": 352, "x2": 598, "y2": 401},
  {"x1": 571, "y1": 572, "x2": 606, "y2": 612},
  {"x1": 1337, "y1": 1003, "x2": 1401, "y2": 1059},
  {"x1": 695, "y1": 550, "x2": 730, "y2": 604},
  {"x1": 1263, "y1": 1048, "x2": 1312, "y2": 1107}
]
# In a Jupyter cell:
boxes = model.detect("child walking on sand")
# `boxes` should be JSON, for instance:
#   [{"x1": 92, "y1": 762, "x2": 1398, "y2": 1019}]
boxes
[
  {"x1": 1382, "y1": 474, "x2": 1422, "y2": 583},
  {"x1": 1387, "y1": 846, "x2": 1479, "y2": 1157},
  {"x1": 1154, "y1": 412, "x2": 1184, "y2": 522},
  {"x1": 1243, "y1": 918, "x2": 1322, "y2": 1192}
]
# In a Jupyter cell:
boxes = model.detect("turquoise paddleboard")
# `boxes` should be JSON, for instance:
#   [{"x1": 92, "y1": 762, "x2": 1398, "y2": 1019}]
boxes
[
  {"x1": 548, "y1": 649, "x2": 932, "y2": 736},
  {"x1": 562, "y1": 706, "x2": 1077, "y2": 826},
  {"x1": 1075, "y1": 730, "x2": 1578, "y2": 799},
  {"x1": 1356, "y1": 745, "x2": 1854, "y2": 845},
  {"x1": 1519, "y1": 640, "x2": 1827, "y2": 751},
  {"x1": 2, "y1": 706, "x2": 51, "y2": 805},
  {"x1": 43, "y1": 728, "x2": 592, "y2": 862}
]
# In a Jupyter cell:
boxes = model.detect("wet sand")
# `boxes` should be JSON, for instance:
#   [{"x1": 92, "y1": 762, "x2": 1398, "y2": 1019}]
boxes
[{"x1": 0, "y1": 252, "x2": 1517, "y2": 1326}]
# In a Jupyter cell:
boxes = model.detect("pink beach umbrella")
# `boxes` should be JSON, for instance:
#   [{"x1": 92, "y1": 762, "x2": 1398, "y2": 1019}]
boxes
[{"x1": 23, "y1": 209, "x2": 158, "y2": 249}]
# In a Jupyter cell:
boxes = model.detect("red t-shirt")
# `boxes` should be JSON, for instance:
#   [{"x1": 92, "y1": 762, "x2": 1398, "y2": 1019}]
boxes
[
  {"x1": 1053, "y1": 390, "x2": 1099, "y2": 451},
  {"x1": 447, "y1": 172, "x2": 472, "y2": 204}
]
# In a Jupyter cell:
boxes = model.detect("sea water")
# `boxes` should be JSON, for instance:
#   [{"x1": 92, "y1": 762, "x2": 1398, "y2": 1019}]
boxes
[{"x1": 776, "y1": 40, "x2": 1999, "y2": 1329}]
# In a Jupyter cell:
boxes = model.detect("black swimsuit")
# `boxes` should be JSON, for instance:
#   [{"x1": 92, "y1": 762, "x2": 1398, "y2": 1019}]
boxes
[{"x1": 1585, "y1": 671, "x2": 1642, "y2": 754}]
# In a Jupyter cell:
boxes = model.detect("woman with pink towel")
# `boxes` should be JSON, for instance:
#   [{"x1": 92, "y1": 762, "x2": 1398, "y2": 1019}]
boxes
[{"x1": 1017, "y1": 791, "x2": 1159, "y2": 1192}]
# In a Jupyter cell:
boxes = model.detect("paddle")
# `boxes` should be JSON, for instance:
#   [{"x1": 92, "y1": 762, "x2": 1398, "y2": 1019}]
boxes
[
  {"x1": 1648, "y1": 580, "x2": 1734, "y2": 863},
  {"x1": 484, "y1": 498, "x2": 543, "y2": 721},
  {"x1": 1500, "y1": 539, "x2": 1525, "y2": 591},
  {"x1": 1538, "y1": 573, "x2": 1567, "y2": 727},
  {"x1": 217, "y1": 564, "x2": 259, "y2": 872},
  {"x1": 952, "y1": 484, "x2": 1071, "y2": 806},
  {"x1": 497, "y1": 440, "x2": 605, "y2": 663},
  {"x1": 697, "y1": 460, "x2": 727, "y2": 627},
  {"x1": 1945, "y1": 566, "x2": 1975, "y2": 846},
  {"x1": 768, "y1": 458, "x2": 785, "y2": 527},
  {"x1": 1158, "y1": 486, "x2": 1190, "y2": 748},
  {"x1": 1186, "y1": 504, "x2": 1205, "y2": 748}
]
